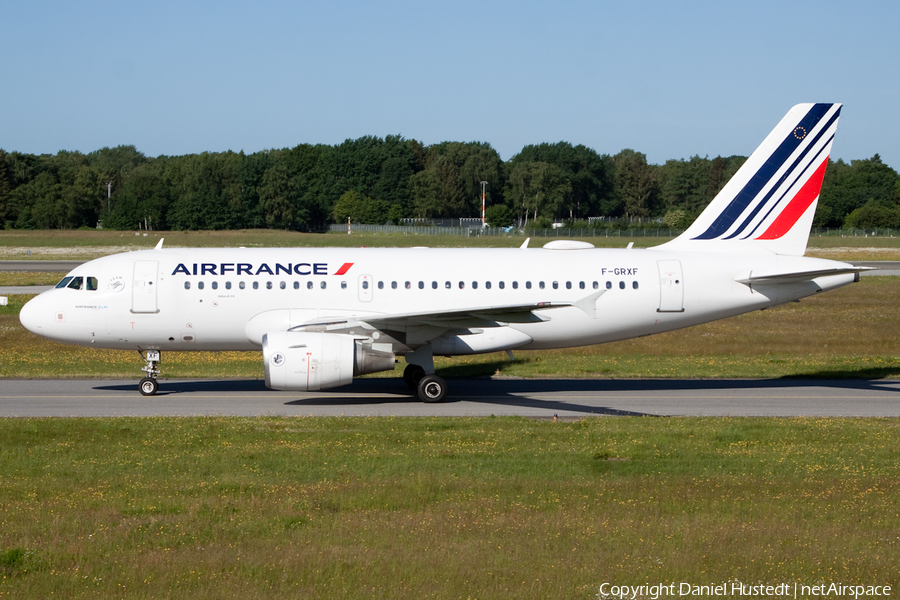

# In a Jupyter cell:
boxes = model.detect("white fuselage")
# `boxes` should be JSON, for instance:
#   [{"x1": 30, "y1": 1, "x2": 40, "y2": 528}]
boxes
[{"x1": 19, "y1": 245, "x2": 857, "y2": 355}]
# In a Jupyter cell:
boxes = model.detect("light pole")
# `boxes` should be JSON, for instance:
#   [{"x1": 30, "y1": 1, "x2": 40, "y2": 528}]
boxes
[{"x1": 480, "y1": 181, "x2": 488, "y2": 227}]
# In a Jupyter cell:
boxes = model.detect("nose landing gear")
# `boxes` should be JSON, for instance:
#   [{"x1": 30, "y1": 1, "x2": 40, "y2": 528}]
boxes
[{"x1": 139, "y1": 349, "x2": 160, "y2": 396}]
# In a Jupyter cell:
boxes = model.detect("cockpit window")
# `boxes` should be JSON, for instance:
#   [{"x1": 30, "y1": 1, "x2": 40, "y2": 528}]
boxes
[
  {"x1": 86, "y1": 277, "x2": 98, "y2": 291},
  {"x1": 55, "y1": 276, "x2": 74, "y2": 289},
  {"x1": 67, "y1": 277, "x2": 84, "y2": 290}
]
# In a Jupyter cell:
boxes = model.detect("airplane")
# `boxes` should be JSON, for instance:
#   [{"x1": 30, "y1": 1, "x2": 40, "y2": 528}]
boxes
[{"x1": 19, "y1": 103, "x2": 865, "y2": 402}]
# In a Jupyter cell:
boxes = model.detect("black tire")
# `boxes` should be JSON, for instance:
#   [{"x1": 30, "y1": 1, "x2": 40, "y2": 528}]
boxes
[
  {"x1": 139, "y1": 377, "x2": 159, "y2": 396},
  {"x1": 403, "y1": 364, "x2": 426, "y2": 389},
  {"x1": 417, "y1": 374, "x2": 447, "y2": 403}
]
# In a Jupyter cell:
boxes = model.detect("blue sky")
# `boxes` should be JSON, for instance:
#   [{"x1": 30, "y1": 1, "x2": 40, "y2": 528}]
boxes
[{"x1": 2, "y1": 0, "x2": 898, "y2": 168}]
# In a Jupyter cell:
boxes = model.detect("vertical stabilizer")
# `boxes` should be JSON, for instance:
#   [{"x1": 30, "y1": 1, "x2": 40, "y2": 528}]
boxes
[{"x1": 657, "y1": 103, "x2": 841, "y2": 256}]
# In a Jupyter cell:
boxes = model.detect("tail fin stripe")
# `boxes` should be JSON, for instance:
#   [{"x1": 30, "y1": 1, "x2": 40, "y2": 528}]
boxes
[
  {"x1": 692, "y1": 103, "x2": 833, "y2": 240},
  {"x1": 740, "y1": 132, "x2": 834, "y2": 240},
  {"x1": 724, "y1": 112, "x2": 840, "y2": 240},
  {"x1": 755, "y1": 157, "x2": 829, "y2": 240}
]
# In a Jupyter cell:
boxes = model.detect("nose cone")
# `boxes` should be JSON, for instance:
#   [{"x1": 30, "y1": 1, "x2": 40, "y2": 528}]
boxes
[{"x1": 19, "y1": 295, "x2": 44, "y2": 336}]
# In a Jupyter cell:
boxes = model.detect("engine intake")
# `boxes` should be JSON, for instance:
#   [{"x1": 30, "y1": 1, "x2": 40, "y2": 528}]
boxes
[{"x1": 262, "y1": 331, "x2": 395, "y2": 391}]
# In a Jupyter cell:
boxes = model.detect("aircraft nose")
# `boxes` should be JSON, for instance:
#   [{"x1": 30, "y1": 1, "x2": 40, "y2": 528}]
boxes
[{"x1": 19, "y1": 295, "x2": 44, "y2": 335}]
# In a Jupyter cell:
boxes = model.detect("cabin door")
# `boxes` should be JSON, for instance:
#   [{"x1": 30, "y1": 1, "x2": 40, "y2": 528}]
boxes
[
  {"x1": 657, "y1": 260, "x2": 684, "y2": 313},
  {"x1": 132, "y1": 260, "x2": 160, "y2": 314}
]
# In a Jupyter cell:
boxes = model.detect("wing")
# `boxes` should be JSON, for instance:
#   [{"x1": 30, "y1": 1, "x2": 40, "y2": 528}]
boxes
[{"x1": 289, "y1": 291, "x2": 607, "y2": 347}]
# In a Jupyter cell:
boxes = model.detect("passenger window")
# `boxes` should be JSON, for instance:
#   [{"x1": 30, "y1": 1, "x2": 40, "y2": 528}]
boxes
[
  {"x1": 633, "y1": 281, "x2": 639, "y2": 289},
  {"x1": 432, "y1": 281, "x2": 437, "y2": 289},
  {"x1": 280, "y1": 281, "x2": 286, "y2": 290},
  {"x1": 579, "y1": 281, "x2": 585, "y2": 290},
  {"x1": 565, "y1": 281, "x2": 571, "y2": 289},
  {"x1": 418, "y1": 281, "x2": 424, "y2": 289},
  {"x1": 320, "y1": 281, "x2": 327, "y2": 289},
  {"x1": 445, "y1": 281, "x2": 451, "y2": 289},
  {"x1": 307, "y1": 281, "x2": 313, "y2": 290},
  {"x1": 86, "y1": 277, "x2": 98, "y2": 291},
  {"x1": 405, "y1": 281, "x2": 411, "y2": 289},
  {"x1": 266, "y1": 282, "x2": 273, "y2": 290},
  {"x1": 227, "y1": 281, "x2": 233, "y2": 290},
  {"x1": 593, "y1": 281, "x2": 599, "y2": 290},
  {"x1": 253, "y1": 282, "x2": 259, "y2": 290},
  {"x1": 239, "y1": 281, "x2": 245, "y2": 290},
  {"x1": 619, "y1": 281, "x2": 625, "y2": 289},
  {"x1": 552, "y1": 282, "x2": 559, "y2": 289},
  {"x1": 392, "y1": 281, "x2": 398, "y2": 290},
  {"x1": 499, "y1": 281, "x2": 505, "y2": 289},
  {"x1": 539, "y1": 281, "x2": 545, "y2": 290},
  {"x1": 485, "y1": 281, "x2": 491, "y2": 290},
  {"x1": 526, "y1": 281, "x2": 532, "y2": 290},
  {"x1": 198, "y1": 281, "x2": 204, "y2": 290},
  {"x1": 184, "y1": 282, "x2": 191, "y2": 290},
  {"x1": 512, "y1": 281, "x2": 518, "y2": 289},
  {"x1": 378, "y1": 281, "x2": 384, "y2": 290},
  {"x1": 606, "y1": 281, "x2": 612, "y2": 290},
  {"x1": 212, "y1": 281, "x2": 218, "y2": 290},
  {"x1": 341, "y1": 281, "x2": 347, "y2": 289},
  {"x1": 56, "y1": 276, "x2": 73, "y2": 289},
  {"x1": 67, "y1": 277, "x2": 83, "y2": 290},
  {"x1": 459, "y1": 281, "x2": 465, "y2": 289},
  {"x1": 293, "y1": 281, "x2": 299, "y2": 290},
  {"x1": 363, "y1": 281, "x2": 369, "y2": 289},
  {"x1": 472, "y1": 282, "x2": 478, "y2": 289}
]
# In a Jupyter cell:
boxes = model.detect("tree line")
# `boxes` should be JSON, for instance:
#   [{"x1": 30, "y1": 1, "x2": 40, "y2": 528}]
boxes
[{"x1": 1, "y1": 137, "x2": 898, "y2": 232}]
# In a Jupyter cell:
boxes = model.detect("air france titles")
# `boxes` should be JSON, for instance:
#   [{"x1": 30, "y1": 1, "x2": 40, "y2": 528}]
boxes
[{"x1": 172, "y1": 263, "x2": 333, "y2": 277}]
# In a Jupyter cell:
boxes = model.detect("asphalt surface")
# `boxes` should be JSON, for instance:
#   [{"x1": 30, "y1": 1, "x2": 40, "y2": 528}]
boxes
[{"x1": 1, "y1": 377, "x2": 899, "y2": 417}]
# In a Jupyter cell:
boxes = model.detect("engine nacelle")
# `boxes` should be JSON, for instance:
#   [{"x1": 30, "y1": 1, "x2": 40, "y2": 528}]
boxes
[{"x1": 262, "y1": 331, "x2": 395, "y2": 391}]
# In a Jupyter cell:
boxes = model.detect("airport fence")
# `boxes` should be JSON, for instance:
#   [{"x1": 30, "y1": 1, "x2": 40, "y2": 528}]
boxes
[{"x1": 329, "y1": 223, "x2": 900, "y2": 239}]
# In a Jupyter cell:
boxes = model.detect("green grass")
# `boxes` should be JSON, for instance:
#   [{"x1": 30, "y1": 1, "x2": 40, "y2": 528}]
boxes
[
  {"x1": 0, "y1": 417, "x2": 897, "y2": 599},
  {"x1": 3, "y1": 277, "x2": 900, "y2": 380}
]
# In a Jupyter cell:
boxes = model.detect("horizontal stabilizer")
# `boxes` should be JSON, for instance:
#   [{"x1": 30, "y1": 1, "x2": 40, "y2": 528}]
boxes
[{"x1": 736, "y1": 267, "x2": 871, "y2": 286}]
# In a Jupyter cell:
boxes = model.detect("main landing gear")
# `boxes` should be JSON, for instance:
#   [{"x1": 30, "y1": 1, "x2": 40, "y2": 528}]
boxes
[
  {"x1": 403, "y1": 346, "x2": 447, "y2": 403},
  {"x1": 138, "y1": 349, "x2": 160, "y2": 396},
  {"x1": 403, "y1": 364, "x2": 448, "y2": 403}
]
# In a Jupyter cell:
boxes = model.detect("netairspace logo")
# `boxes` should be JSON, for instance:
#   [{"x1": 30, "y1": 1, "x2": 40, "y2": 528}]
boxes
[{"x1": 596, "y1": 581, "x2": 893, "y2": 600}]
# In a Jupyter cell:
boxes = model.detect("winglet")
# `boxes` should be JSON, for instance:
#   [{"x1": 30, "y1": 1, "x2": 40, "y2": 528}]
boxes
[{"x1": 154, "y1": 238, "x2": 164, "y2": 250}]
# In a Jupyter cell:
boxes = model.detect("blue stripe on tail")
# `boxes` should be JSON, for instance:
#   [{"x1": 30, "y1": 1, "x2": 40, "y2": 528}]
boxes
[{"x1": 693, "y1": 103, "x2": 833, "y2": 240}]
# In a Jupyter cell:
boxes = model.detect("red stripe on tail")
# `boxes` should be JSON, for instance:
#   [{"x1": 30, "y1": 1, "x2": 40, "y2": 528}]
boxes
[{"x1": 756, "y1": 158, "x2": 829, "y2": 240}]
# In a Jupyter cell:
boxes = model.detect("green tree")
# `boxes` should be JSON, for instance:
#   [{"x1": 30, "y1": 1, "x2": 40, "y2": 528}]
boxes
[
  {"x1": 509, "y1": 142, "x2": 613, "y2": 218},
  {"x1": 107, "y1": 160, "x2": 170, "y2": 230},
  {"x1": 485, "y1": 204, "x2": 513, "y2": 228},
  {"x1": 613, "y1": 149, "x2": 657, "y2": 219},
  {"x1": 844, "y1": 200, "x2": 900, "y2": 229},
  {"x1": 507, "y1": 161, "x2": 571, "y2": 226},
  {"x1": 819, "y1": 155, "x2": 900, "y2": 227},
  {"x1": 258, "y1": 161, "x2": 300, "y2": 229},
  {"x1": 0, "y1": 150, "x2": 11, "y2": 226}
]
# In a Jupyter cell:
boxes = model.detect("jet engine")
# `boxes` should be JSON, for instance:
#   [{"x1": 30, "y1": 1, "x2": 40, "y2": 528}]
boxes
[{"x1": 262, "y1": 331, "x2": 395, "y2": 391}]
